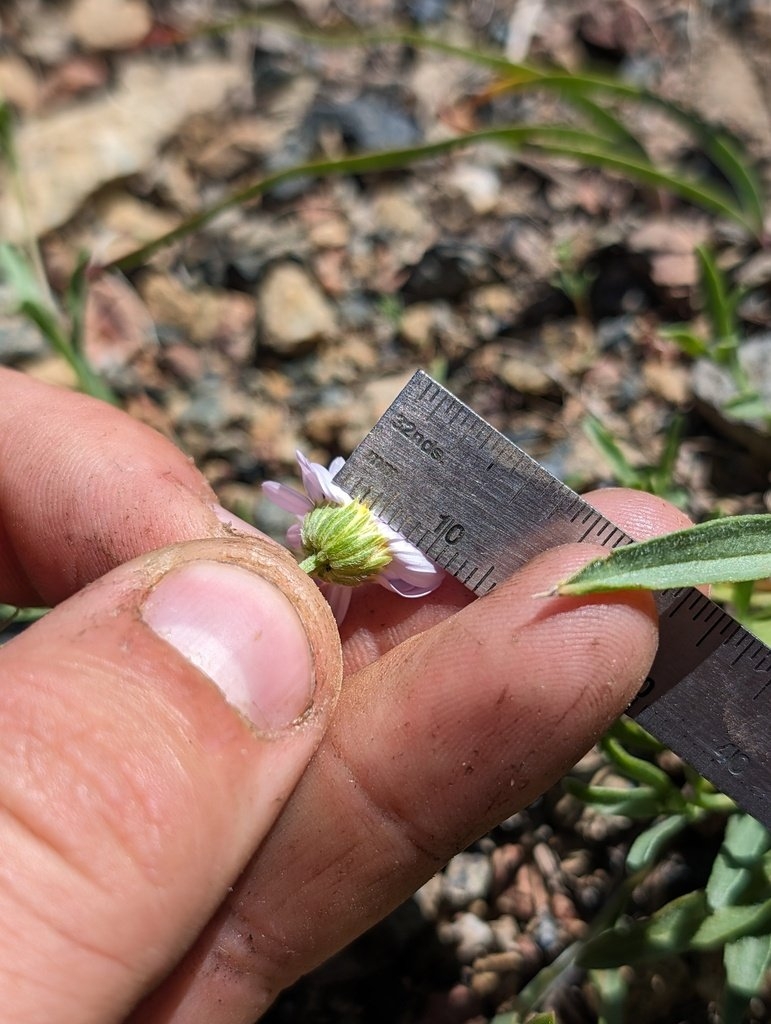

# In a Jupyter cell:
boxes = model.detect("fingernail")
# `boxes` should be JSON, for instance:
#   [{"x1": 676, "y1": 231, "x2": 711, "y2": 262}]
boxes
[
  {"x1": 142, "y1": 561, "x2": 314, "y2": 731},
  {"x1": 211, "y1": 503, "x2": 263, "y2": 537}
]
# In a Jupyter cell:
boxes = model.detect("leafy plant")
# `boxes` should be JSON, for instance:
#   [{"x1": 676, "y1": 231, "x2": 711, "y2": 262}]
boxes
[
  {"x1": 102, "y1": 22, "x2": 765, "y2": 275},
  {"x1": 0, "y1": 244, "x2": 118, "y2": 405},
  {"x1": 555, "y1": 513, "x2": 771, "y2": 595},
  {"x1": 552, "y1": 241, "x2": 596, "y2": 322},
  {"x1": 582, "y1": 412, "x2": 687, "y2": 507},
  {"x1": 577, "y1": 810, "x2": 771, "y2": 1024},
  {"x1": 665, "y1": 246, "x2": 769, "y2": 420},
  {"x1": 0, "y1": 102, "x2": 117, "y2": 405}
]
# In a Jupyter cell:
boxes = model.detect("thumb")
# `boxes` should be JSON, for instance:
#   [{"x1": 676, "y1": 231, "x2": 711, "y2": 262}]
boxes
[{"x1": 0, "y1": 536, "x2": 341, "y2": 1024}]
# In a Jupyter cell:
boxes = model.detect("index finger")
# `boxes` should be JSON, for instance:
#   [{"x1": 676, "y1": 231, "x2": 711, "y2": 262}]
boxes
[{"x1": 0, "y1": 369, "x2": 228, "y2": 606}]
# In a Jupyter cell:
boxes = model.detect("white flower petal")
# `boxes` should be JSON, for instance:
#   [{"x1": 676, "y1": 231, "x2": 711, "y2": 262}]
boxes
[
  {"x1": 318, "y1": 582, "x2": 352, "y2": 624},
  {"x1": 286, "y1": 522, "x2": 303, "y2": 548},
  {"x1": 378, "y1": 571, "x2": 441, "y2": 598},
  {"x1": 387, "y1": 536, "x2": 438, "y2": 572},
  {"x1": 296, "y1": 451, "x2": 351, "y2": 506},
  {"x1": 263, "y1": 449, "x2": 445, "y2": 623},
  {"x1": 261, "y1": 481, "x2": 312, "y2": 515}
]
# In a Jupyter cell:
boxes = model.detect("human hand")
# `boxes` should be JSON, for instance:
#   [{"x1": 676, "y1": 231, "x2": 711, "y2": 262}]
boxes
[{"x1": 0, "y1": 369, "x2": 692, "y2": 1023}]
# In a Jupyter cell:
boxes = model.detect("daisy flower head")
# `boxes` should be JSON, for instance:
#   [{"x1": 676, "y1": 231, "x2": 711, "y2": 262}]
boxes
[{"x1": 262, "y1": 451, "x2": 444, "y2": 623}]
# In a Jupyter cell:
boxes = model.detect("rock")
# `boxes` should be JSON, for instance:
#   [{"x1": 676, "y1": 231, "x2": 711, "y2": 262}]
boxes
[
  {"x1": 399, "y1": 242, "x2": 501, "y2": 303},
  {"x1": 69, "y1": 0, "x2": 152, "y2": 51},
  {"x1": 88, "y1": 192, "x2": 181, "y2": 265},
  {"x1": 40, "y1": 55, "x2": 110, "y2": 107},
  {"x1": 22, "y1": 354, "x2": 79, "y2": 390},
  {"x1": 449, "y1": 163, "x2": 502, "y2": 215},
  {"x1": 405, "y1": 0, "x2": 449, "y2": 25},
  {"x1": 16, "y1": 7, "x2": 73, "y2": 64},
  {"x1": 0, "y1": 58, "x2": 243, "y2": 241},
  {"x1": 373, "y1": 190, "x2": 432, "y2": 238},
  {"x1": 83, "y1": 272, "x2": 157, "y2": 373},
  {"x1": 628, "y1": 217, "x2": 710, "y2": 290},
  {"x1": 305, "y1": 90, "x2": 422, "y2": 153},
  {"x1": 676, "y1": 19, "x2": 771, "y2": 150},
  {"x1": 691, "y1": 335, "x2": 771, "y2": 465},
  {"x1": 139, "y1": 272, "x2": 257, "y2": 353},
  {"x1": 473, "y1": 949, "x2": 522, "y2": 974},
  {"x1": 399, "y1": 302, "x2": 439, "y2": 351},
  {"x1": 257, "y1": 263, "x2": 337, "y2": 355},
  {"x1": 413, "y1": 873, "x2": 442, "y2": 920},
  {"x1": 0, "y1": 55, "x2": 41, "y2": 112},
  {"x1": 0, "y1": 307, "x2": 47, "y2": 363},
  {"x1": 440, "y1": 912, "x2": 496, "y2": 964},
  {"x1": 441, "y1": 852, "x2": 493, "y2": 909}
]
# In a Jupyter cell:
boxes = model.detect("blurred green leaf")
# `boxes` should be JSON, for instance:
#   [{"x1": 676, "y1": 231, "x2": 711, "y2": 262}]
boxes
[
  {"x1": 696, "y1": 245, "x2": 737, "y2": 346},
  {"x1": 590, "y1": 967, "x2": 627, "y2": 1024},
  {"x1": 582, "y1": 415, "x2": 641, "y2": 489},
  {"x1": 707, "y1": 814, "x2": 771, "y2": 910},
  {"x1": 556, "y1": 514, "x2": 771, "y2": 595},
  {"x1": 691, "y1": 899, "x2": 771, "y2": 949},
  {"x1": 608, "y1": 717, "x2": 666, "y2": 753},
  {"x1": 601, "y1": 736, "x2": 679, "y2": 799},
  {"x1": 563, "y1": 778, "x2": 665, "y2": 818},
  {"x1": 109, "y1": 118, "x2": 760, "y2": 273},
  {"x1": 0, "y1": 244, "x2": 118, "y2": 405},
  {"x1": 723, "y1": 934, "x2": 771, "y2": 1023},
  {"x1": 722, "y1": 392, "x2": 771, "y2": 419},
  {"x1": 579, "y1": 891, "x2": 709, "y2": 968},
  {"x1": 627, "y1": 815, "x2": 689, "y2": 872},
  {"x1": 663, "y1": 327, "x2": 712, "y2": 359},
  {"x1": 64, "y1": 251, "x2": 90, "y2": 354}
]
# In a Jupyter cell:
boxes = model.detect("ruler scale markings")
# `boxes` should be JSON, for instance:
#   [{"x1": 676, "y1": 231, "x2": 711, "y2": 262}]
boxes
[{"x1": 335, "y1": 370, "x2": 771, "y2": 826}]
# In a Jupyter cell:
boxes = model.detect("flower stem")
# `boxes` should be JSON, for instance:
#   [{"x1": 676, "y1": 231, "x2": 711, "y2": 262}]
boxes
[{"x1": 299, "y1": 553, "x2": 322, "y2": 575}]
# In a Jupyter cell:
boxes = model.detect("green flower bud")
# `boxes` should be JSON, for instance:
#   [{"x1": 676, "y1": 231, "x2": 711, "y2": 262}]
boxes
[{"x1": 298, "y1": 500, "x2": 393, "y2": 586}]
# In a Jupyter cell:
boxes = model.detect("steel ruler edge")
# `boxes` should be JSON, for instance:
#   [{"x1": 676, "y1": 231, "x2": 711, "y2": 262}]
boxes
[{"x1": 335, "y1": 369, "x2": 771, "y2": 829}]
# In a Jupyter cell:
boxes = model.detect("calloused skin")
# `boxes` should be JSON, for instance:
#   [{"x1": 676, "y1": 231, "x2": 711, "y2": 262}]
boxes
[{"x1": 0, "y1": 368, "x2": 694, "y2": 1024}]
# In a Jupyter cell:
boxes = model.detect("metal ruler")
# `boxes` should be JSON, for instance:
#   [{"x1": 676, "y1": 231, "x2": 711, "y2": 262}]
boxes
[{"x1": 335, "y1": 370, "x2": 771, "y2": 828}]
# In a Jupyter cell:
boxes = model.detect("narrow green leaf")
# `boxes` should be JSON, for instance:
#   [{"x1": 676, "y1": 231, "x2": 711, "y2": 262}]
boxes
[
  {"x1": 108, "y1": 121, "x2": 755, "y2": 273},
  {"x1": 565, "y1": 93, "x2": 648, "y2": 158},
  {"x1": 578, "y1": 891, "x2": 709, "y2": 968},
  {"x1": 707, "y1": 814, "x2": 771, "y2": 910},
  {"x1": 583, "y1": 415, "x2": 640, "y2": 488},
  {"x1": 607, "y1": 716, "x2": 666, "y2": 753},
  {"x1": 64, "y1": 251, "x2": 91, "y2": 354},
  {"x1": 662, "y1": 327, "x2": 711, "y2": 358},
  {"x1": 650, "y1": 414, "x2": 684, "y2": 493},
  {"x1": 0, "y1": 101, "x2": 17, "y2": 168},
  {"x1": 722, "y1": 392, "x2": 771, "y2": 419},
  {"x1": 556, "y1": 514, "x2": 771, "y2": 595},
  {"x1": 589, "y1": 968, "x2": 627, "y2": 1024},
  {"x1": 562, "y1": 778, "x2": 664, "y2": 818},
  {"x1": 0, "y1": 242, "x2": 42, "y2": 305},
  {"x1": 193, "y1": 20, "x2": 765, "y2": 233},
  {"x1": 600, "y1": 737, "x2": 679, "y2": 799},
  {"x1": 691, "y1": 898, "x2": 771, "y2": 949},
  {"x1": 696, "y1": 245, "x2": 735, "y2": 343},
  {"x1": 627, "y1": 815, "x2": 689, "y2": 872}
]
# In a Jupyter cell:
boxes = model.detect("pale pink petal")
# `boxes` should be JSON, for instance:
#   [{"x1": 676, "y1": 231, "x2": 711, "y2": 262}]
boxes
[
  {"x1": 318, "y1": 582, "x2": 352, "y2": 624},
  {"x1": 261, "y1": 480, "x2": 312, "y2": 515},
  {"x1": 296, "y1": 451, "x2": 351, "y2": 506},
  {"x1": 378, "y1": 572, "x2": 440, "y2": 598},
  {"x1": 329, "y1": 456, "x2": 345, "y2": 476},
  {"x1": 286, "y1": 522, "x2": 303, "y2": 548}
]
